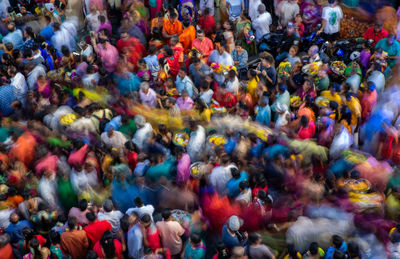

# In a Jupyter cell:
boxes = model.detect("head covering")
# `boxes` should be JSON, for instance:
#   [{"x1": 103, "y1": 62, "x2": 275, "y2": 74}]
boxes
[{"x1": 228, "y1": 215, "x2": 243, "y2": 231}]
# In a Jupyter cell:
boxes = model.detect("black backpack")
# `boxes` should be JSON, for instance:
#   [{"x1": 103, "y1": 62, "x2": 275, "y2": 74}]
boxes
[{"x1": 94, "y1": 109, "x2": 110, "y2": 133}]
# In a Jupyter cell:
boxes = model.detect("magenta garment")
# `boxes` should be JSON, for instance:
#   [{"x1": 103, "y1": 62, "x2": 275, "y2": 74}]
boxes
[
  {"x1": 97, "y1": 42, "x2": 119, "y2": 73},
  {"x1": 177, "y1": 153, "x2": 191, "y2": 184},
  {"x1": 98, "y1": 22, "x2": 113, "y2": 37},
  {"x1": 35, "y1": 154, "x2": 59, "y2": 176},
  {"x1": 176, "y1": 97, "x2": 194, "y2": 110}
]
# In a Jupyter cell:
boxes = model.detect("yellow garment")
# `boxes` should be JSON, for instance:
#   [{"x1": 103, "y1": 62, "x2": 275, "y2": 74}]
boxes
[
  {"x1": 200, "y1": 109, "x2": 212, "y2": 122},
  {"x1": 346, "y1": 96, "x2": 361, "y2": 126},
  {"x1": 72, "y1": 88, "x2": 109, "y2": 104},
  {"x1": 320, "y1": 91, "x2": 342, "y2": 107},
  {"x1": 247, "y1": 76, "x2": 259, "y2": 99}
]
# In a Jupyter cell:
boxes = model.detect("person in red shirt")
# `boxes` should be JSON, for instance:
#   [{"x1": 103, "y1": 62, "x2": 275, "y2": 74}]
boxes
[
  {"x1": 116, "y1": 31, "x2": 146, "y2": 71},
  {"x1": 140, "y1": 214, "x2": 162, "y2": 251},
  {"x1": 158, "y1": 45, "x2": 182, "y2": 78},
  {"x1": 93, "y1": 230, "x2": 123, "y2": 259},
  {"x1": 298, "y1": 115, "x2": 316, "y2": 140},
  {"x1": 198, "y1": 8, "x2": 216, "y2": 37},
  {"x1": 293, "y1": 14, "x2": 305, "y2": 38},
  {"x1": 212, "y1": 84, "x2": 237, "y2": 110},
  {"x1": 125, "y1": 141, "x2": 138, "y2": 172},
  {"x1": 84, "y1": 212, "x2": 112, "y2": 248},
  {"x1": 363, "y1": 23, "x2": 388, "y2": 47}
]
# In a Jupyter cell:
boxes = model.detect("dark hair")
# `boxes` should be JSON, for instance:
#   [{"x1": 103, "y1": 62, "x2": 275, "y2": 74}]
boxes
[
  {"x1": 300, "y1": 115, "x2": 309, "y2": 127},
  {"x1": 182, "y1": 19, "x2": 190, "y2": 28},
  {"x1": 103, "y1": 199, "x2": 114, "y2": 212},
  {"x1": 100, "y1": 231, "x2": 116, "y2": 259},
  {"x1": 332, "y1": 235, "x2": 344, "y2": 248},
  {"x1": 78, "y1": 199, "x2": 88, "y2": 211},
  {"x1": 347, "y1": 241, "x2": 361, "y2": 259},
  {"x1": 164, "y1": 45, "x2": 173, "y2": 56},
  {"x1": 68, "y1": 216, "x2": 77, "y2": 229},
  {"x1": 22, "y1": 227, "x2": 35, "y2": 241},
  {"x1": 248, "y1": 232, "x2": 260, "y2": 245},
  {"x1": 140, "y1": 214, "x2": 151, "y2": 223},
  {"x1": 333, "y1": 250, "x2": 346, "y2": 259},
  {"x1": 239, "y1": 180, "x2": 249, "y2": 190},
  {"x1": 161, "y1": 208, "x2": 172, "y2": 220},
  {"x1": 231, "y1": 167, "x2": 240, "y2": 179},
  {"x1": 86, "y1": 250, "x2": 98, "y2": 259},
  {"x1": 49, "y1": 230, "x2": 61, "y2": 244},
  {"x1": 190, "y1": 234, "x2": 201, "y2": 245},
  {"x1": 134, "y1": 196, "x2": 144, "y2": 207},
  {"x1": 197, "y1": 29, "x2": 205, "y2": 35},
  {"x1": 23, "y1": 49, "x2": 32, "y2": 58},
  {"x1": 25, "y1": 26, "x2": 36, "y2": 40},
  {"x1": 29, "y1": 237, "x2": 41, "y2": 259},
  {"x1": 86, "y1": 212, "x2": 96, "y2": 222},
  {"x1": 309, "y1": 242, "x2": 319, "y2": 255},
  {"x1": 44, "y1": 15, "x2": 52, "y2": 23},
  {"x1": 148, "y1": 45, "x2": 157, "y2": 55},
  {"x1": 170, "y1": 11, "x2": 178, "y2": 18}
]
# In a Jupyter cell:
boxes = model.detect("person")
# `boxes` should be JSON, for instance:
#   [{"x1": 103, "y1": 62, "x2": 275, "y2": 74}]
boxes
[
  {"x1": 176, "y1": 67, "x2": 196, "y2": 98},
  {"x1": 140, "y1": 214, "x2": 162, "y2": 252},
  {"x1": 208, "y1": 41, "x2": 234, "y2": 67},
  {"x1": 93, "y1": 230, "x2": 123, "y2": 259},
  {"x1": 363, "y1": 23, "x2": 388, "y2": 47},
  {"x1": 255, "y1": 94, "x2": 271, "y2": 126},
  {"x1": 197, "y1": 8, "x2": 215, "y2": 36},
  {"x1": 127, "y1": 211, "x2": 144, "y2": 259},
  {"x1": 375, "y1": 34, "x2": 400, "y2": 68},
  {"x1": 83, "y1": 211, "x2": 112, "y2": 248},
  {"x1": 252, "y1": 4, "x2": 272, "y2": 43},
  {"x1": 318, "y1": 0, "x2": 343, "y2": 42},
  {"x1": 226, "y1": 0, "x2": 244, "y2": 21},
  {"x1": 189, "y1": 57, "x2": 212, "y2": 87},
  {"x1": 298, "y1": 115, "x2": 316, "y2": 140},
  {"x1": 23, "y1": 236, "x2": 51, "y2": 259},
  {"x1": 257, "y1": 54, "x2": 276, "y2": 89},
  {"x1": 247, "y1": 232, "x2": 275, "y2": 259},
  {"x1": 325, "y1": 235, "x2": 347, "y2": 259},
  {"x1": 91, "y1": 36, "x2": 118, "y2": 73},
  {"x1": 361, "y1": 82, "x2": 377, "y2": 120},
  {"x1": 192, "y1": 30, "x2": 214, "y2": 62},
  {"x1": 163, "y1": 11, "x2": 183, "y2": 40},
  {"x1": 126, "y1": 197, "x2": 155, "y2": 221},
  {"x1": 221, "y1": 215, "x2": 247, "y2": 249},
  {"x1": 2, "y1": 22, "x2": 23, "y2": 50},
  {"x1": 156, "y1": 208, "x2": 185, "y2": 257},
  {"x1": 5, "y1": 212, "x2": 31, "y2": 243},
  {"x1": 227, "y1": 168, "x2": 248, "y2": 198},
  {"x1": 139, "y1": 82, "x2": 158, "y2": 108},
  {"x1": 276, "y1": 0, "x2": 299, "y2": 27},
  {"x1": 232, "y1": 42, "x2": 248, "y2": 72},
  {"x1": 179, "y1": 19, "x2": 196, "y2": 54},
  {"x1": 183, "y1": 234, "x2": 206, "y2": 259},
  {"x1": 177, "y1": 89, "x2": 195, "y2": 110},
  {"x1": 97, "y1": 199, "x2": 124, "y2": 236},
  {"x1": 61, "y1": 217, "x2": 90, "y2": 259}
]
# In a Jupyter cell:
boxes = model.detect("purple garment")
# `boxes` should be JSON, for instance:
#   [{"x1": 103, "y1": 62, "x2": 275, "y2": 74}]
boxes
[
  {"x1": 177, "y1": 153, "x2": 191, "y2": 184},
  {"x1": 98, "y1": 22, "x2": 113, "y2": 37},
  {"x1": 360, "y1": 49, "x2": 371, "y2": 70},
  {"x1": 76, "y1": 62, "x2": 88, "y2": 79},
  {"x1": 177, "y1": 97, "x2": 194, "y2": 110},
  {"x1": 300, "y1": 1, "x2": 322, "y2": 31}
]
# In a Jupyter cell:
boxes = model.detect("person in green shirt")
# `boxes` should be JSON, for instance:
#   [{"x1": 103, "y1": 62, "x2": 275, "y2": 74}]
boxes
[
  {"x1": 145, "y1": 153, "x2": 176, "y2": 183},
  {"x1": 119, "y1": 114, "x2": 137, "y2": 138},
  {"x1": 375, "y1": 34, "x2": 400, "y2": 68},
  {"x1": 317, "y1": 65, "x2": 330, "y2": 91},
  {"x1": 183, "y1": 234, "x2": 206, "y2": 259}
]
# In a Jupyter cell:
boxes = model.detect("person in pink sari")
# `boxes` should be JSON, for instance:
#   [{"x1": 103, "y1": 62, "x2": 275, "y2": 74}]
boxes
[
  {"x1": 361, "y1": 82, "x2": 378, "y2": 121},
  {"x1": 176, "y1": 90, "x2": 194, "y2": 110}
]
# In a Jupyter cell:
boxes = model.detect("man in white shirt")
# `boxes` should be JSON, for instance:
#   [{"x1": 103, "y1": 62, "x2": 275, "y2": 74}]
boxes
[
  {"x1": 208, "y1": 42, "x2": 234, "y2": 66},
  {"x1": 127, "y1": 212, "x2": 144, "y2": 259},
  {"x1": 276, "y1": 0, "x2": 299, "y2": 27},
  {"x1": 249, "y1": 0, "x2": 262, "y2": 22},
  {"x1": 126, "y1": 197, "x2": 154, "y2": 222},
  {"x1": 9, "y1": 66, "x2": 27, "y2": 104},
  {"x1": 252, "y1": 4, "x2": 272, "y2": 42},
  {"x1": 209, "y1": 154, "x2": 237, "y2": 195},
  {"x1": 318, "y1": 0, "x2": 343, "y2": 42},
  {"x1": 97, "y1": 199, "x2": 124, "y2": 236}
]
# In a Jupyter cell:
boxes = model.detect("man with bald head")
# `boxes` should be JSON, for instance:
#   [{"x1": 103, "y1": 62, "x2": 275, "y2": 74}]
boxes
[{"x1": 5, "y1": 212, "x2": 32, "y2": 243}]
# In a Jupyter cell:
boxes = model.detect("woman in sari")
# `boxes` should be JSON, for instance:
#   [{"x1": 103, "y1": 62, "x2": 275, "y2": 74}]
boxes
[
  {"x1": 235, "y1": 12, "x2": 257, "y2": 56},
  {"x1": 126, "y1": 5, "x2": 150, "y2": 38}
]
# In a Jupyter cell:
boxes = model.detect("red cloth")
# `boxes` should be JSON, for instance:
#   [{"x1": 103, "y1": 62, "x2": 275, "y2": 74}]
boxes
[
  {"x1": 93, "y1": 239, "x2": 123, "y2": 259},
  {"x1": 361, "y1": 90, "x2": 377, "y2": 120},
  {"x1": 212, "y1": 89, "x2": 237, "y2": 108},
  {"x1": 298, "y1": 121, "x2": 316, "y2": 139},
  {"x1": 0, "y1": 243, "x2": 15, "y2": 259},
  {"x1": 145, "y1": 224, "x2": 162, "y2": 251},
  {"x1": 126, "y1": 151, "x2": 138, "y2": 171},
  {"x1": 252, "y1": 186, "x2": 268, "y2": 198},
  {"x1": 35, "y1": 235, "x2": 46, "y2": 246},
  {"x1": 68, "y1": 144, "x2": 89, "y2": 168},
  {"x1": 116, "y1": 37, "x2": 145, "y2": 70},
  {"x1": 84, "y1": 220, "x2": 112, "y2": 247},
  {"x1": 35, "y1": 154, "x2": 59, "y2": 176},
  {"x1": 198, "y1": 15, "x2": 216, "y2": 36},
  {"x1": 158, "y1": 52, "x2": 181, "y2": 78},
  {"x1": 363, "y1": 27, "x2": 389, "y2": 47}
]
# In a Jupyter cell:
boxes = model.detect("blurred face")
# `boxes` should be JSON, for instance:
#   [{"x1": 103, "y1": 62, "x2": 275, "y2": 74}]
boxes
[
  {"x1": 193, "y1": 61, "x2": 201, "y2": 70},
  {"x1": 121, "y1": 33, "x2": 129, "y2": 41},
  {"x1": 388, "y1": 36, "x2": 395, "y2": 45},
  {"x1": 374, "y1": 24, "x2": 382, "y2": 33},
  {"x1": 235, "y1": 45, "x2": 242, "y2": 53},
  {"x1": 217, "y1": 45, "x2": 225, "y2": 55},
  {"x1": 223, "y1": 21, "x2": 230, "y2": 30},
  {"x1": 295, "y1": 15, "x2": 302, "y2": 23},
  {"x1": 303, "y1": 81, "x2": 311, "y2": 91},
  {"x1": 289, "y1": 47, "x2": 296, "y2": 57},
  {"x1": 317, "y1": 69, "x2": 326, "y2": 78},
  {"x1": 178, "y1": 70, "x2": 186, "y2": 79},
  {"x1": 197, "y1": 33, "x2": 205, "y2": 41}
]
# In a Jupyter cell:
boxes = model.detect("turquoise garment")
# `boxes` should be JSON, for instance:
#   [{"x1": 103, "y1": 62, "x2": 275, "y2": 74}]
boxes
[
  {"x1": 184, "y1": 241, "x2": 206, "y2": 259},
  {"x1": 227, "y1": 172, "x2": 248, "y2": 198},
  {"x1": 145, "y1": 156, "x2": 176, "y2": 182},
  {"x1": 114, "y1": 72, "x2": 141, "y2": 95},
  {"x1": 255, "y1": 105, "x2": 271, "y2": 126},
  {"x1": 376, "y1": 38, "x2": 400, "y2": 68},
  {"x1": 271, "y1": 90, "x2": 290, "y2": 112},
  {"x1": 0, "y1": 127, "x2": 9, "y2": 142}
]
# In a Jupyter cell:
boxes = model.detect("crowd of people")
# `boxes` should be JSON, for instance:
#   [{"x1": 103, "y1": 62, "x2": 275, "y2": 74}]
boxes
[{"x1": 1, "y1": 0, "x2": 400, "y2": 258}]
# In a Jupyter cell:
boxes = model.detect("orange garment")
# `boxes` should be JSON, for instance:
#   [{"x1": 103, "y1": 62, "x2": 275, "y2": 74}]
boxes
[
  {"x1": 6, "y1": 195, "x2": 24, "y2": 208},
  {"x1": 61, "y1": 229, "x2": 89, "y2": 259},
  {"x1": 0, "y1": 243, "x2": 15, "y2": 259},
  {"x1": 173, "y1": 43, "x2": 184, "y2": 63},
  {"x1": 179, "y1": 26, "x2": 196, "y2": 54},
  {"x1": 163, "y1": 19, "x2": 183, "y2": 36},
  {"x1": 151, "y1": 17, "x2": 164, "y2": 31},
  {"x1": 9, "y1": 132, "x2": 37, "y2": 168},
  {"x1": 298, "y1": 104, "x2": 316, "y2": 122}
]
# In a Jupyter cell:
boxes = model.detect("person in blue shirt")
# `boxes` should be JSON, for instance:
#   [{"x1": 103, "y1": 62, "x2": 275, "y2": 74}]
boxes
[
  {"x1": 325, "y1": 235, "x2": 348, "y2": 259},
  {"x1": 5, "y1": 212, "x2": 32, "y2": 243},
  {"x1": 227, "y1": 167, "x2": 248, "y2": 198},
  {"x1": 40, "y1": 15, "x2": 55, "y2": 42},
  {"x1": 221, "y1": 215, "x2": 247, "y2": 249},
  {"x1": 375, "y1": 34, "x2": 400, "y2": 68},
  {"x1": 2, "y1": 22, "x2": 23, "y2": 50},
  {"x1": 255, "y1": 95, "x2": 271, "y2": 126}
]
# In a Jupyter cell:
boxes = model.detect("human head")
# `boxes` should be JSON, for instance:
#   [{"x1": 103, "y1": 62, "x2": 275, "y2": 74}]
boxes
[
  {"x1": 374, "y1": 23, "x2": 383, "y2": 33},
  {"x1": 235, "y1": 42, "x2": 243, "y2": 53},
  {"x1": 140, "y1": 214, "x2": 151, "y2": 227},
  {"x1": 261, "y1": 55, "x2": 274, "y2": 68},
  {"x1": 258, "y1": 4, "x2": 266, "y2": 14},
  {"x1": 103, "y1": 199, "x2": 114, "y2": 212},
  {"x1": 140, "y1": 82, "x2": 150, "y2": 94},
  {"x1": 120, "y1": 31, "x2": 129, "y2": 41},
  {"x1": 182, "y1": 19, "x2": 190, "y2": 28},
  {"x1": 309, "y1": 242, "x2": 319, "y2": 255},
  {"x1": 134, "y1": 196, "x2": 144, "y2": 207},
  {"x1": 196, "y1": 30, "x2": 205, "y2": 41},
  {"x1": 289, "y1": 45, "x2": 299, "y2": 57},
  {"x1": 49, "y1": 230, "x2": 61, "y2": 244},
  {"x1": 231, "y1": 167, "x2": 240, "y2": 179},
  {"x1": 178, "y1": 67, "x2": 187, "y2": 79},
  {"x1": 7, "y1": 22, "x2": 16, "y2": 32},
  {"x1": 300, "y1": 115, "x2": 309, "y2": 128},
  {"x1": 308, "y1": 45, "x2": 319, "y2": 57},
  {"x1": 78, "y1": 199, "x2": 88, "y2": 211},
  {"x1": 239, "y1": 180, "x2": 249, "y2": 191},
  {"x1": 86, "y1": 212, "x2": 96, "y2": 223},
  {"x1": 332, "y1": 235, "x2": 344, "y2": 248},
  {"x1": 227, "y1": 215, "x2": 242, "y2": 232},
  {"x1": 387, "y1": 34, "x2": 396, "y2": 45},
  {"x1": 68, "y1": 216, "x2": 77, "y2": 230},
  {"x1": 248, "y1": 232, "x2": 261, "y2": 245},
  {"x1": 161, "y1": 208, "x2": 172, "y2": 220},
  {"x1": 217, "y1": 42, "x2": 226, "y2": 55},
  {"x1": 10, "y1": 212, "x2": 19, "y2": 224},
  {"x1": 190, "y1": 234, "x2": 201, "y2": 246},
  {"x1": 100, "y1": 231, "x2": 116, "y2": 259},
  {"x1": 169, "y1": 11, "x2": 178, "y2": 22}
]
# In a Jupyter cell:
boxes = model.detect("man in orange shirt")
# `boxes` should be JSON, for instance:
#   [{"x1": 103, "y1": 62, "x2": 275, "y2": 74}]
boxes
[
  {"x1": 163, "y1": 12, "x2": 183, "y2": 40},
  {"x1": 61, "y1": 217, "x2": 89, "y2": 259},
  {"x1": 151, "y1": 12, "x2": 164, "y2": 32},
  {"x1": 192, "y1": 29, "x2": 214, "y2": 63},
  {"x1": 179, "y1": 19, "x2": 196, "y2": 54}
]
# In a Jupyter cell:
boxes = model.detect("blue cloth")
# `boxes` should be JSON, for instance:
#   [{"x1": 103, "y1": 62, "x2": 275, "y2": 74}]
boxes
[
  {"x1": 40, "y1": 26, "x2": 54, "y2": 42},
  {"x1": 227, "y1": 172, "x2": 248, "y2": 198},
  {"x1": 2, "y1": 30, "x2": 23, "y2": 50},
  {"x1": 176, "y1": 76, "x2": 195, "y2": 98},
  {"x1": 114, "y1": 72, "x2": 141, "y2": 95},
  {"x1": 263, "y1": 144, "x2": 290, "y2": 159},
  {"x1": 221, "y1": 224, "x2": 246, "y2": 249},
  {"x1": 250, "y1": 141, "x2": 264, "y2": 158},
  {"x1": 325, "y1": 242, "x2": 348, "y2": 259},
  {"x1": 5, "y1": 220, "x2": 32, "y2": 243},
  {"x1": 105, "y1": 115, "x2": 122, "y2": 132},
  {"x1": 327, "y1": 159, "x2": 354, "y2": 178},
  {"x1": 255, "y1": 105, "x2": 271, "y2": 126},
  {"x1": 224, "y1": 137, "x2": 237, "y2": 155},
  {"x1": 0, "y1": 84, "x2": 16, "y2": 116},
  {"x1": 232, "y1": 49, "x2": 248, "y2": 69},
  {"x1": 127, "y1": 224, "x2": 144, "y2": 258},
  {"x1": 22, "y1": 38, "x2": 35, "y2": 52},
  {"x1": 145, "y1": 156, "x2": 176, "y2": 183}
]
